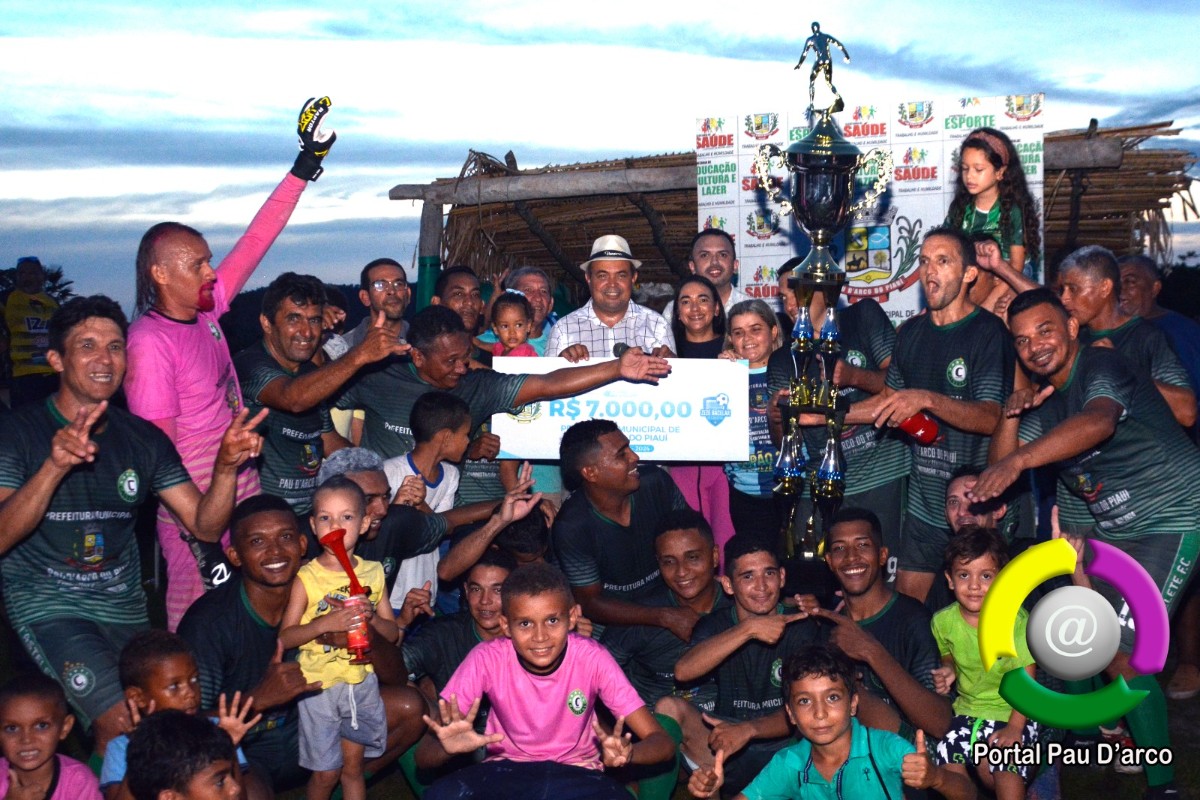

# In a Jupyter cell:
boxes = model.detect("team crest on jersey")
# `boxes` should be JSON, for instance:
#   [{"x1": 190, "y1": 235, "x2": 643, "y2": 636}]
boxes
[
  {"x1": 207, "y1": 320, "x2": 222, "y2": 341},
  {"x1": 770, "y1": 658, "x2": 783, "y2": 688},
  {"x1": 946, "y1": 358, "x2": 967, "y2": 388},
  {"x1": 567, "y1": 689, "x2": 588, "y2": 716},
  {"x1": 117, "y1": 469, "x2": 140, "y2": 502},
  {"x1": 509, "y1": 402, "x2": 542, "y2": 424},
  {"x1": 846, "y1": 350, "x2": 866, "y2": 368},
  {"x1": 63, "y1": 662, "x2": 95, "y2": 697}
]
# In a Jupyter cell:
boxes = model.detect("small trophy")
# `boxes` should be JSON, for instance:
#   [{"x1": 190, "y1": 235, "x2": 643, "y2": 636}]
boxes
[{"x1": 758, "y1": 22, "x2": 892, "y2": 557}]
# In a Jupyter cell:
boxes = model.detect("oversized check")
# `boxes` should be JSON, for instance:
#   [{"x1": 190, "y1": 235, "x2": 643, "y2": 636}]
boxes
[{"x1": 490, "y1": 357, "x2": 750, "y2": 461}]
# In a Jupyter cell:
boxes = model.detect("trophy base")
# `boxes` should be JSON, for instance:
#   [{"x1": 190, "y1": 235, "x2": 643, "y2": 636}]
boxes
[{"x1": 793, "y1": 248, "x2": 846, "y2": 288}]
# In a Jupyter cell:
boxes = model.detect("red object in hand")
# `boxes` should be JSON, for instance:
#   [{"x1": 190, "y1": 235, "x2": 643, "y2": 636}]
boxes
[
  {"x1": 318, "y1": 528, "x2": 372, "y2": 664},
  {"x1": 898, "y1": 412, "x2": 939, "y2": 445}
]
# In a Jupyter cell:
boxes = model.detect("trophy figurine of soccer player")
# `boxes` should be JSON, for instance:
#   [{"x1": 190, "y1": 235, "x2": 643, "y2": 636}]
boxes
[{"x1": 756, "y1": 22, "x2": 892, "y2": 558}]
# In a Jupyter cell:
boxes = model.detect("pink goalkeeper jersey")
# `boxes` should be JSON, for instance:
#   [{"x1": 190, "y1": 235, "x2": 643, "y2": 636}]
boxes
[
  {"x1": 125, "y1": 172, "x2": 307, "y2": 628},
  {"x1": 441, "y1": 633, "x2": 644, "y2": 771}
]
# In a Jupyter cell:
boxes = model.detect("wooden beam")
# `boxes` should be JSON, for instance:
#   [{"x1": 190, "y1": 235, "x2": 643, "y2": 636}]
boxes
[
  {"x1": 391, "y1": 166, "x2": 697, "y2": 204},
  {"x1": 1044, "y1": 138, "x2": 1123, "y2": 171},
  {"x1": 512, "y1": 201, "x2": 587, "y2": 286}
]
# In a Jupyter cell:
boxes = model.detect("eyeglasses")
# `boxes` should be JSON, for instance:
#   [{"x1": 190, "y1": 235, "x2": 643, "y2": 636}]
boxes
[{"x1": 371, "y1": 279, "x2": 407, "y2": 293}]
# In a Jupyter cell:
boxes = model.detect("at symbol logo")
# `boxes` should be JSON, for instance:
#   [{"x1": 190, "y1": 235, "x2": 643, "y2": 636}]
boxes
[
  {"x1": 1043, "y1": 605, "x2": 1098, "y2": 659},
  {"x1": 979, "y1": 539, "x2": 1168, "y2": 729}
]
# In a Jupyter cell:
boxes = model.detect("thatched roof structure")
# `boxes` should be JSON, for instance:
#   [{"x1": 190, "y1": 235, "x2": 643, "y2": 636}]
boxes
[
  {"x1": 390, "y1": 121, "x2": 1195, "y2": 294},
  {"x1": 1042, "y1": 121, "x2": 1196, "y2": 271}
]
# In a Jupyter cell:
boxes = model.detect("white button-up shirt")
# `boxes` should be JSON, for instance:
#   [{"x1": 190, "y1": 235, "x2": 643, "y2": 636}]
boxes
[{"x1": 545, "y1": 300, "x2": 675, "y2": 358}]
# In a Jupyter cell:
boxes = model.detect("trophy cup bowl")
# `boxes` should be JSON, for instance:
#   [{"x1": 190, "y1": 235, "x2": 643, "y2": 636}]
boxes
[{"x1": 755, "y1": 115, "x2": 892, "y2": 284}]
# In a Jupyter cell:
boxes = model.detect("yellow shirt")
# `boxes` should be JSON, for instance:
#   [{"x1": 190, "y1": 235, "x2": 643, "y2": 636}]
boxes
[
  {"x1": 295, "y1": 555, "x2": 385, "y2": 688},
  {"x1": 3, "y1": 291, "x2": 57, "y2": 377}
]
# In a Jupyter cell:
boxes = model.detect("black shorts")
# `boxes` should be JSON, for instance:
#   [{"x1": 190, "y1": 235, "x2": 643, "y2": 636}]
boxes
[
  {"x1": 1086, "y1": 532, "x2": 1200, "y2": 653},
  {"x1": 16, "y1": 617, "x2": 146, "y2": 729}
]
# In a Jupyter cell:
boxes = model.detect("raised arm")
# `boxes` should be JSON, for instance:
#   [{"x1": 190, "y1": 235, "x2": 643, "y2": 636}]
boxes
[
  {"x1": 256, "y1": 311, "x2": 409, "y2": 414},
  {"x1": 157, "y1": 409, "x2": 266, "y2": 542},
  {"x1": 218, "y1": 98, "x2": 335, "y2": 297},
  {"x1": 514, "y1": 347, "x2": 670, "y2": 406},
  {"x1": 0, "y1": 402, "x2": 107, "y2": 554},
  {"x1": 972, "y1": 396, "x2": 1123, "y2": 502}
]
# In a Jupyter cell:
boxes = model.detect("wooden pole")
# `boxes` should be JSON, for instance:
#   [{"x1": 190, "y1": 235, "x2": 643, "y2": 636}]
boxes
[
  {"x1": 513, "y1": 201, "x2": 587, "y2": 286},
  {"x1": 416, "y1": 201, "x2": 443, "y2": 311},
  {"x1": 627, "y1": 192, "x2": 687, "y2": 277}
]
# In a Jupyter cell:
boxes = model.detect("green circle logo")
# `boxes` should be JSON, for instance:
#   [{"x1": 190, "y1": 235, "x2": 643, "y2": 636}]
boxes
[
  {"x1": 567, "y1": 689, "x2": 587, "y2": 716},
  {"x1": 946, "y1": 357, "x2": 967, "y2": 388},
  {"x1": 63, "y1": 663, "x2": 96, "y2": 697},
  {"x1": 846, "y1": 350, "x2": 866, "y2": 368},
  {"x1": 117, "y1": 469, "x2": 139, "y2": 503},
  {"x1": 770, "y1": 658, "x2": 783, "y2": 688}
]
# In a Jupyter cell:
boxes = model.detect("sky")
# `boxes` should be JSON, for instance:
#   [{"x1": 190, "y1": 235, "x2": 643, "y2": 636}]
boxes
[{"x1": 3, "y1": 0, "x2": 1198, "y2": 311}]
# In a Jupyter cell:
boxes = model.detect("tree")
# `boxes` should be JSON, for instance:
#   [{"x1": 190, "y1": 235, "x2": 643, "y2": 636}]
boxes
[{"x1": 0, "y1": 265, "x2": 76, "y2": 304}]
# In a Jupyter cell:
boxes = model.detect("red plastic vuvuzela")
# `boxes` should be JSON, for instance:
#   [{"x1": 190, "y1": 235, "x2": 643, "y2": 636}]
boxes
[
  {"x1": 318, "y1": 528, "x2": 371, "y2": 663},
  {"x1": 319, "y1": 528, "x2": 365, "y2": 594}
]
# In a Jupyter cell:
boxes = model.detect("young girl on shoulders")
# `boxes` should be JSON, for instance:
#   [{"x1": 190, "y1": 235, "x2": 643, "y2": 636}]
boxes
[{"x1": 946, "y1": 127, "x2": 1041, "y2": 280}]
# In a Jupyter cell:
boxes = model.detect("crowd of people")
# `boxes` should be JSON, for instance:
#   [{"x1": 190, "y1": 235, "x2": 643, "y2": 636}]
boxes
[{"x1": 0, "y1": 104, "x2": 1197, "y2": 800}]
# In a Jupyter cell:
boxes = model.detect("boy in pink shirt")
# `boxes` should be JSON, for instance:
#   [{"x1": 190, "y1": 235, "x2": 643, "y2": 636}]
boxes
[
  {"x1": 0, "y1": 674, "x2": 101, "y2": 800},
  {"x1": 418, "y1": 563, "x2": 674, "y2": 798}
]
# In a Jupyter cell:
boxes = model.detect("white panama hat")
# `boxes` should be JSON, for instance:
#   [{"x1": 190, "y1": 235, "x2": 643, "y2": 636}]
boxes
[{"x1": 581, "y1": 234, "x2": 642, "y2": 270}]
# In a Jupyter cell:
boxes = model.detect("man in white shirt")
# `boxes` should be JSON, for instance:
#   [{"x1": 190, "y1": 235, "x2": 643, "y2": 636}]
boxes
[{"x1": 547, "y1": 235, "x2": 675, "y2": 360}]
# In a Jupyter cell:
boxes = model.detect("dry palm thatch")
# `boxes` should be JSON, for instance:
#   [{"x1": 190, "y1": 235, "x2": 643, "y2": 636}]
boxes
[
  {"x1": 425, "y1": 122, "x2": 1194, "y2": 295},
  {"x1": 1043, "y1": 121, "x2": 1196, "y2": 272}
]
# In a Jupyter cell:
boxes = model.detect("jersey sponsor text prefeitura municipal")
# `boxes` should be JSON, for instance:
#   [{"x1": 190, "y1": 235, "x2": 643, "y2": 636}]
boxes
[{"x1": 0, "y1": 402, "x2": 190, "y2": 626}]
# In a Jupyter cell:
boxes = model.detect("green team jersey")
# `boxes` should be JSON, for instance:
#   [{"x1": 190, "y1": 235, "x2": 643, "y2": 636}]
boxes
[
  {"x1": 234, "y1": 343, "x2": 332, "y2": 515},
  {"x1": 1021, "y1": 347, "x2": 1200, "y2": 539},
  {"x1": 402, "y1": 610, "x2": 483, "y2": 691},
  {"x1": 954, "y1": 202, "x2": 1027, "y2": 264},
  {"x1": 0, "y1": 401, "x2": 191, "y2": 626},
  {"x1": 335, "y1": 361, "x2": 527, "y2": 459},
  {"x1": 552, "y1": 466, "x2": 689, "y2": 598},
  {"x1": 1058, "y1": 321, "x2": 1195, "y2": 532},
  {"x1": 689, "y1": 603, "x2": 823, "y2": 722},
  {"x1": 1082, "y1": 316, "x2": 1193, "y2": 389},
  {"x1": 887, "y1": 308, "x2": 1014, "y2": 527},
  {"x1": 601, "y1": 585, "x2": 730, "y2": 705},
  {"x1": 769, "y1": 298, "x2": 910, "y2": 495}
]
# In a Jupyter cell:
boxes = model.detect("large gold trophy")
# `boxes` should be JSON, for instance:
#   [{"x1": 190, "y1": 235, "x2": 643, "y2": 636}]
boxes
[{"x1": 756, "y1": 22, "x2": 891, "y2": 560}]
